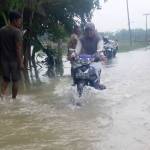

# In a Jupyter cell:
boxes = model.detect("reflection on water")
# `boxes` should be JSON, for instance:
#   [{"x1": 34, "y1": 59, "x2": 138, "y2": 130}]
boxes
[{"x1": 1, "y1": 48, "x2": 150, "y2": 150}]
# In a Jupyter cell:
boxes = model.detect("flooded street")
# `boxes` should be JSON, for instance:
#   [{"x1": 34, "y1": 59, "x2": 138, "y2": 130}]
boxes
[{"x1": 0, "y1": 48, "x2": 150, "y2": 150}]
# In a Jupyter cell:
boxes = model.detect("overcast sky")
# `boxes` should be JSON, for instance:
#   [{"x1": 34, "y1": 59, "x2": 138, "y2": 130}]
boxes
[{"x1": 92, "y1": 0, "x2": 150, "y2": 32}]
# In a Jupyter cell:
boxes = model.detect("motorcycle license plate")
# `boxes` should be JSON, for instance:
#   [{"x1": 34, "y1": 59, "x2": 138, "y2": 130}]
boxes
[
  {"x1": 75, "y1": 72, "x2": 89, "y2": 79},
  {"x1": 107, "y1": 48, "x2": 112, "y2": 51}
]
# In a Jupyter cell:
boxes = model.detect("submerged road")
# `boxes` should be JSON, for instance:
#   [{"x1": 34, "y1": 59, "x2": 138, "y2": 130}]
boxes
[{"x1": 0, "y1": 48, "x2": 150, "y2": 150}]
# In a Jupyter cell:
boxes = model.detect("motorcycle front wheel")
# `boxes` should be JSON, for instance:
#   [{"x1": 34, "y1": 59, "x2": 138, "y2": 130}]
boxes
[{"x1": 77, "y1": 82, "x2": 85, "y2": 97}]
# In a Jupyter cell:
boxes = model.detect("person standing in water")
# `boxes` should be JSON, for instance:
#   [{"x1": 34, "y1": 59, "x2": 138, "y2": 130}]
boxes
[{"x1": 0, "y1": 11, "x2": 24, "y2": 100}]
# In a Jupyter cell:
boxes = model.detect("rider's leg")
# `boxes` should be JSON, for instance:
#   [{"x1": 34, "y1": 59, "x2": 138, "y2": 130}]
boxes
[
  {"x1": 90, "y1": 66, "x2": 106, "y2": 90},
  {"x1": 71, "y1": 67, "x2": 76, "y2": 86}
]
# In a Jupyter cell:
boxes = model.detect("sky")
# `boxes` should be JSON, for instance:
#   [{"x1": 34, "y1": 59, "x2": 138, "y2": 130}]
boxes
[{"x1": 92, "y1": 0, "x2": 150, "y2": 32}]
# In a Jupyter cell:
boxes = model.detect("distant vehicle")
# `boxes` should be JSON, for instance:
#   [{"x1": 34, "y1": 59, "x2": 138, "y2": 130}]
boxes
[
  {"x1": 103, "y1": 37, "x2": 118, "y2": 59},
  {"x1": 103, "y1": 40, "x2": 114, "y2": 59}
]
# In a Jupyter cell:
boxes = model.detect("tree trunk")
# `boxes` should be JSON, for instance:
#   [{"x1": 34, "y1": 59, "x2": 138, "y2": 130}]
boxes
[
  {"x1": 56, "y1": 39, "x2": 64, "y2": 76},
  {"x1": 23, "y1": 35, "x2": 31, "y2": 87},
  {"x1": 23, "y1": 8, "x2": 35, "y2": 86}
]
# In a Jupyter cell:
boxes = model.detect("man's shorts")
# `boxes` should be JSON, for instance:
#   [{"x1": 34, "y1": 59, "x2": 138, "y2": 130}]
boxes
[{"x1": 1, "y1": 61, "x2": 21, "y2": 82}]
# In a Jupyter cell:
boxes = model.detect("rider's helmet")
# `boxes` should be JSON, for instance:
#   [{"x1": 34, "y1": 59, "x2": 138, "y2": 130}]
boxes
[
  {"x1": 103, "y1": 35, "x2": 109, "y2": 43},
  {"x1": 84, "y1": 22, "x2": 95, "y2": 31},
  {"x1": 84, "y1": 22, "x2": 96, "y2": 38}
]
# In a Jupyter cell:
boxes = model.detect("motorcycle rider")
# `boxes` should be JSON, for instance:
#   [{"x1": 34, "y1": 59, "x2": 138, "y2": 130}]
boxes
[
  {"x1": 103, "y1": 36, "x2": 115, "y2": 58},
  {"x1": 113, "y1": 39, "x2": 118, "y2": 57},
  {"x1": 73, "y1": 22, "x2": 106, "y2": 90},
  {"x1": 103, "y1": 36, "x2": 110, "y2": 45}
]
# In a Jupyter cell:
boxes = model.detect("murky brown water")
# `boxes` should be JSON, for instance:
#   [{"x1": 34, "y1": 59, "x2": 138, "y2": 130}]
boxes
[{"x1": 0, "y1": 48, "x2": 150, "y2": 150}]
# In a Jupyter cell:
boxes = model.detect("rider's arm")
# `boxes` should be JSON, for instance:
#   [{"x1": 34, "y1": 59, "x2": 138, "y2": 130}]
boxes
[
  {"x1": 75, "y1": 40, "x2": 82, "y2": 55},
  {"x1": 15, "y1": 30, "x2": 24, "y2": 69}
]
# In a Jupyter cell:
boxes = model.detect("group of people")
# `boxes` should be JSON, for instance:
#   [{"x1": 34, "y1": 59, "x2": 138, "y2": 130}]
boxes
[
  {"x1": 0, "y1": 10, "x2": 107, "y2": 100},
  {"x1": 67, "y1": 22, "x2": 107, "y2": 89}
]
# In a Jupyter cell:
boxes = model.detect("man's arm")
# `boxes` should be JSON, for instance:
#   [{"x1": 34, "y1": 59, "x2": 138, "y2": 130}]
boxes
[
  {"x1": 16, "y1": 42, "x2": 23, "y2": 67},
  {"x1": 15, "y1": 30, "x2": 24, "y2": 69},
  {"x1": 0, "y1": 33, "x2": 1, "y2": 57}
]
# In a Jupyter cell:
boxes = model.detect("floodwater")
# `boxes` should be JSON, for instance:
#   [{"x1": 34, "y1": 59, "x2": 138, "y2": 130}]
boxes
[{"x1": 0, "y1": 48, "x2": 150, "y2": 150}]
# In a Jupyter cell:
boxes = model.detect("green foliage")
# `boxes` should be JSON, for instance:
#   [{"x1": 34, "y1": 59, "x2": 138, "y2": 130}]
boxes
[
  {"x1": 0, "y1": 0, "x2": 101, "y2": 38},
  {"x1": 118, "y1": 41, "x2": 147, "y2": 52},
  {"x1": 0, "y1": 0, "x2": 24, "y2": 11}
]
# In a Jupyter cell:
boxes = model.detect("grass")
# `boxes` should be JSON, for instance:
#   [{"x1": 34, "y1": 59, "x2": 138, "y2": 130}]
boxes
[{"x1": 118, "y1": 41, "x2": 147, "y2": 53}]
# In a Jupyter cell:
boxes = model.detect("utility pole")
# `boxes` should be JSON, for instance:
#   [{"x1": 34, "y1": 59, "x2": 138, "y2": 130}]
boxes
[
  {"x1": 143, "y1": 13, "x2": 150, "y2": 45},
  {"x1": 126, "y1": 0, "x2": 132, "y2": 46}
]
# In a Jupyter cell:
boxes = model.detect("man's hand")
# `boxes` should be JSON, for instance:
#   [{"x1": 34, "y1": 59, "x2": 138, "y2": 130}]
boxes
[
  {"x1": 97, "y1": 51, "x2": 107, "y2": 63},
  {"x1": 71, "y1": 52, "x2": 76, "y2": 58},
  {"x1": 100, "y1": 55, "x2": 107, "y2": 62},
  {"x1": 19, "y1": 61, "x2": 24, "y2": 70}
]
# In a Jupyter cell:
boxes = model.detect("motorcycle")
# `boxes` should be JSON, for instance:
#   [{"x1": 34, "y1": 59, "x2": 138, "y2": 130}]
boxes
[
  {"x1": 103, "y1": 42, "x2": 114, "y2": 59},
  {"x1": 103, "y1": 40, "x2": 119, "y2": 59},
  {"x1": 72, "y1": 54, "x2": 102, "y2": 97}
]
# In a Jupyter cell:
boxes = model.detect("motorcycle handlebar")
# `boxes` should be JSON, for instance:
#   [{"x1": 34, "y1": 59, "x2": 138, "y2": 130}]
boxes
[{"x1": 68, "y1": 49, "x2": 106, "y2": 62}]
